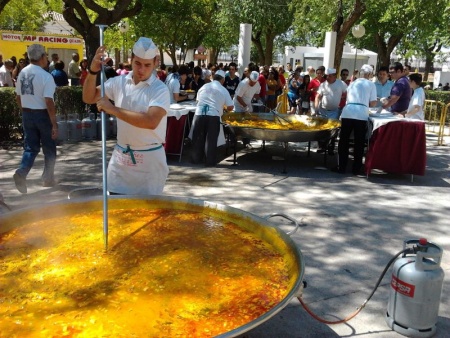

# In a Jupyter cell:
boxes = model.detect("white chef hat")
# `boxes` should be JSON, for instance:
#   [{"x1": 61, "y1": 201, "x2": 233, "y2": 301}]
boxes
[
  {"x1": 214, "y1": 70, "x2": 226, "y2": 79},
  {"x1": 249, "y1": 71, "x2": 259, "y2": 81},
  {"x1": 360, "y1": 64, "x2": 373, "y2": 74},
  {"x1": 132, "y1": 37, "x2": 158, "y2": 59}
]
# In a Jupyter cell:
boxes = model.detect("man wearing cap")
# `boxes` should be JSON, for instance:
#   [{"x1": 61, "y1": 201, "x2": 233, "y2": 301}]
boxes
[
  {"x1": 315, "y1": 68, "x2": 347, "y2": 120},
  {"x1": 13, "y1": 44, "x2": 58, "y2": 193},
  {"x1": 190, "y1": 69, "x2": 234, "y2": 166},
  {"x1": 315, "y1": 67, "x2": 347, "y2": 153},
  {"x1": 333, "y1": 64, "x2": 377, "y2": 175},
  {"x1": 67, "y1": 52, "x2": 81, "y2": 86},
  {"x1": 83, "y1": 37, "x2": 170, "y2": 195},
  {"x1": 233, "y1": 70, "x2": 261, "y2": 113}
]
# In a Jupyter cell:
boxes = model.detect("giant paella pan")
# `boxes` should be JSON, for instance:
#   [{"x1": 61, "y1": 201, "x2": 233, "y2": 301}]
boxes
[
  {"x1": 222, "y1": 112, "x2": 341, "y2": 143},
  {"x1": 0, "y1": 196, "x2": 304, "y2": 337},
  {"x1": 222, "y1": 113, "x2": 341, "y2": 171}
]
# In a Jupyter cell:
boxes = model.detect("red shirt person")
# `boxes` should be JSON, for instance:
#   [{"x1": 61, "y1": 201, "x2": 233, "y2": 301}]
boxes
[{"x1": 307, "y1": 66, "x2": 326, "y2": 115}]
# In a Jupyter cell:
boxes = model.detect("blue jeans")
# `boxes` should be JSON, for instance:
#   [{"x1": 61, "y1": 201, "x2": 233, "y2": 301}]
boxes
[
  {"x1": 17, "y1": 110, "x2": 56, "y2": 181},
  {"x1": 70, "y1": 78, "x2": 80, "y2": 86},
  {"x1": 318, "y1": 107, "x2": 340, "y2": 120},
  {"x1": 317, "y1": 108, "x2": 340, "y2": 150}
]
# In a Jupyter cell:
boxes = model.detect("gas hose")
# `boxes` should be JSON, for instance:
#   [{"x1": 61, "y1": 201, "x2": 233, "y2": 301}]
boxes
[{"x1": 298, "y1": 247, "x2": 414, "y2": 324}]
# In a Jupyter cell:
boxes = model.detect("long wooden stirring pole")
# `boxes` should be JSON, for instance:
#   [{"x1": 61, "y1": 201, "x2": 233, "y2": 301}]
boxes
[{"x1": 97, "y1": 24, "x2": 109, "y2": 251}]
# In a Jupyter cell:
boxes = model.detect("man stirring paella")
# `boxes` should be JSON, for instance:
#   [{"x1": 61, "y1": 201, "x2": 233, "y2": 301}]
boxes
[{"x1": 83, "y1": 37, "x2": 170, "y2": 195}]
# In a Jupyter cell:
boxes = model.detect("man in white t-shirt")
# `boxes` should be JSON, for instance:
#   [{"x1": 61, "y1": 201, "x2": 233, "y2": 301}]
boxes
[
  {"x1": 0, "y1": 59, "x2": 14, "y2": 87},
  {"x1": 333, "y1": 64, "x2": 377, "y2": 175},
  {"x1": 83, "y1": 37, "x2": 170, "y2": 195},
  {"x1": 233, "y1": 71, "x2": 261, "y2": 112},
  {"x1": 315, "y1": 68, "x2": 347, "y2": 153},
  {"x1": 14, "y1": 44, "x2": 57, "y2": 193},
  {"x1": 191, "y1": 70, "x2": 234, "y2": 166},
  {"x1": 67, "y1": 52, "x2": 81, "y2": 86},
  {"x1": 315, "y1": 68, "x2": 347, "y2": 120}
]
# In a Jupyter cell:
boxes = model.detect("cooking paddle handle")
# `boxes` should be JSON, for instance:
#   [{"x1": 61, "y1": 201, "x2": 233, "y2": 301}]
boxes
[{"x1": 264, "y1": 213, "x2": 299, "y2": 236}]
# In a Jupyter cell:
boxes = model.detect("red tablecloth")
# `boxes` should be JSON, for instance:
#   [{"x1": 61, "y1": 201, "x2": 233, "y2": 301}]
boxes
[
  {"x1": 164, "y1": 115, "x2": 188, "y2": 155},
  {"x1": 365, "y1": 120, "x2": 426, "y2": 175}
]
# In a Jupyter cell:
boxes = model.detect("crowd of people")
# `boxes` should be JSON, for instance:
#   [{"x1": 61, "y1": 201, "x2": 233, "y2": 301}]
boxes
[
  {"x1": 5, "y1": 37, "x2": 429, "y2": 195},
  {"x1": 0, "y1": 51, "x2": 135, "y2": 89},
  {"x1": 162, "y1": 60, "x2": 425, "y2": 175}
]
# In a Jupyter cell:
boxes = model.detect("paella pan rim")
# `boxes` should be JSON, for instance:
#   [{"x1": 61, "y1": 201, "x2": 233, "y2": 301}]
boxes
[{"x1": 0, "y1": 195, "x2": 305, "y2": 338}]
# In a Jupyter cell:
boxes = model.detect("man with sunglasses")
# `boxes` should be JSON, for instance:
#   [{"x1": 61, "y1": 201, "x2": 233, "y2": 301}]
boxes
[{"x1": 382, "y1": 63, "x2": 411, "y2": 116}]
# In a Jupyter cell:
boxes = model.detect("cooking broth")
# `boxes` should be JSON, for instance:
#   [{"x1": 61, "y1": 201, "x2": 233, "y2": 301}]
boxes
[{"x1": 0, "y1": 208, "x2": 291, "y2": 337}]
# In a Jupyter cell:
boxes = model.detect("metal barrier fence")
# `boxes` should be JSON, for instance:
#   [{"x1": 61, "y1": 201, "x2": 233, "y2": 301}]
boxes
[{"x1": 423, "y1": 100, "x2": 449, "y2": 145}]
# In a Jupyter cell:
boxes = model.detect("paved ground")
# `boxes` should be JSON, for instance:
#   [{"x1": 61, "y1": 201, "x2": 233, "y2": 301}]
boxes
[{"x1": 1, "y1": 134, "x2": 449, "y2": 338}]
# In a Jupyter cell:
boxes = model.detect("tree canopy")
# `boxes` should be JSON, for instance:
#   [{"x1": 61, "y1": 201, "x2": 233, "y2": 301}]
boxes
[
  {"x1": 216, "y1": 0, "x2": 295, "y2": 65},
  {"x1": 0, "y1": 0, "x2": 51, "y2": 31},
  {"x1": 136, "y1": 0, "x2": 215, "y2": 66},
  {"x1": 61, "y1": 0, "x2": 142, "y2": 61},
  {"x1": 1, "y1": 0, "x2": 449, "y2": 70},
  {"x1": 0, "y1": 0, "x2": 11, "y2": 14}
]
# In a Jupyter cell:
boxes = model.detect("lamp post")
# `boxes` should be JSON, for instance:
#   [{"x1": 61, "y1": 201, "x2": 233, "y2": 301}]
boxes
[
  {"x1": 351, "y1": 24, "x2": 365, "y2": 72},
  {"x1": 118, "y1": 21, "x2": 130, "y2": 63}
]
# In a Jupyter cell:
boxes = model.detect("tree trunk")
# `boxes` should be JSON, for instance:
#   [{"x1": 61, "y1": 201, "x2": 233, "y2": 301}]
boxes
[
  {"x1": 209, "y1": 47, "x2": 218, "y2": 65},
  {"x1": 423, "y1": 56, "x2": 434, "y2": 84},
  {"x1": 264, "y1": 32, "x2": 275, "y2": 66},
  {"x1": 423, "y1": 41, "x2": 442, "y2": 84},
  {"x1": 251, "y1": 30, "x2": 265, "y2": 65},
  {"x1": 375, "y1": 33, "x2": 389, "y2": 67},
  {"x1": 375, "y1": 33, "x2": 403, "y2": 68},
  {"x1": 62, "y1": 0, "x2": 141, "y2": 61},
  {"x1": 84, "y1": 26, "x2": 101, "y2": 63},
  {"x1": 159, "y1": 47, "x2": 165, "y2": 66},
  {"x1": 334, "y1": 33, "x2": 346, "y2": 73},
  {"x1": 331, "y1": 0, "x2": 366, "y2": 73}
]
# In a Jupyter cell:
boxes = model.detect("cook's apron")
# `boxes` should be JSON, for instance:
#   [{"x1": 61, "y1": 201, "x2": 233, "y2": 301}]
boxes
[
  {"x1": 188, "y1": 104, "x2": 226, "y2": 146},
  {"x1": 107, "y1": 144, "x2": 169, "y2": 195}
]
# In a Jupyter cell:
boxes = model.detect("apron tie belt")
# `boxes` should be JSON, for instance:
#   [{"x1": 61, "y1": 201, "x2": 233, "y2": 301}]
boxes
[
  {"x1": 117, "y1": 144, "x2": 163, "y2": 165},
  {"x1": 122, "y1": 145, "x2": 136, "y2": 164},
  {"x1": 347, "y1": 102, "x2": 367, "y2": 107},
  {"x1": 200, "y1": 104, "x2": 210, "y2": 115}
]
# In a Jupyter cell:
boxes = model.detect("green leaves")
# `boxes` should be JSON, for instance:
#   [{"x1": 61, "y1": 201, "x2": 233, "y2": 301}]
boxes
[
  {"x1": 0, "y1": 0, "x2": 48, "y2": 31},
  {"x1": 134, "y1": 0, "x2": 215, "y2": 65}
]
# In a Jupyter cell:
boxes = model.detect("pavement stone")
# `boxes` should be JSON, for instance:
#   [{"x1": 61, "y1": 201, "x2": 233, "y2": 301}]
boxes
[{"x1": 1, "y1": 135, "x2": 449, "y2": 338}]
